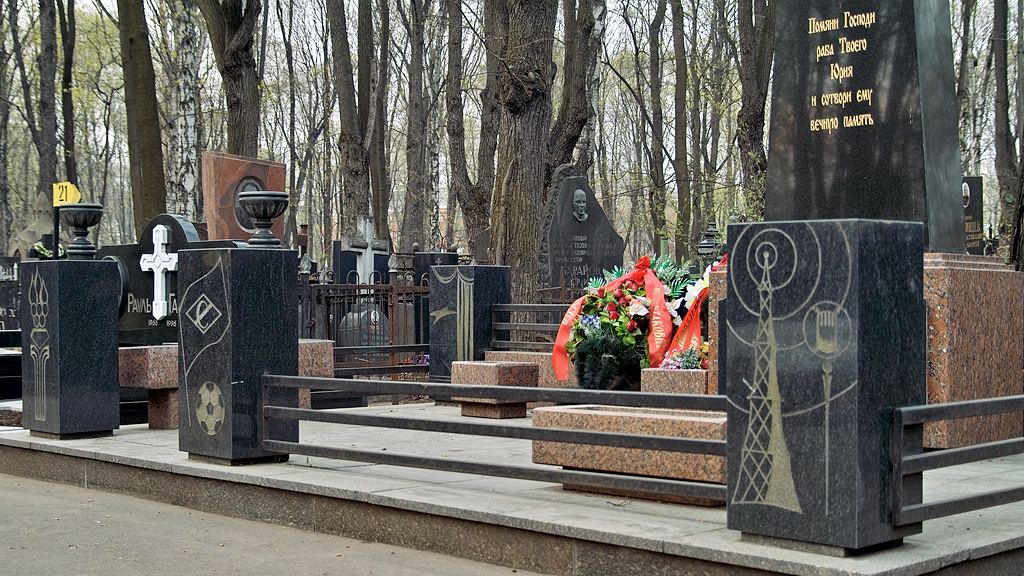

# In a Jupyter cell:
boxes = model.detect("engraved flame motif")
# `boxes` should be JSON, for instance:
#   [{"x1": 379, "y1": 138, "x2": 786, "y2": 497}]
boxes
[{"x1": 29, "y1": 269, "x2": 48, "y2": 329}]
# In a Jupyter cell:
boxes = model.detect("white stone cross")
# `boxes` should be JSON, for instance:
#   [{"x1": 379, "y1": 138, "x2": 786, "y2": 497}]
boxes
[{"x1": 140, "y1": 224, "x2": 179, "y2": 320}]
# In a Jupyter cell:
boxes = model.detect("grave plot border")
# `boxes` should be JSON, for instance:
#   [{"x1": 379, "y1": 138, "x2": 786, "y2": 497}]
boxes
[
  {"x1": 891, "y1": 394, "x2": 1024, "y2": 525},
  {"x1": 260, "y1": 376, "x2": 728, "y2": 504}
]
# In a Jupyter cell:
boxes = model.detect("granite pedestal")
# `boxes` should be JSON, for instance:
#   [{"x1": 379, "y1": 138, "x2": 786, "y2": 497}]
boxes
[
  {"x1": 20, "y1": 260, "x2": 120, "y2": 438},
  {"x1": 177, "y1": 247, "x2": 298, "y2": 464},
  {"x1": 119, "y1": 345, "x2": 179, "y2": 429},
  {"x1": 725, "y1": 219, "x2": 925, "y2": 552}
]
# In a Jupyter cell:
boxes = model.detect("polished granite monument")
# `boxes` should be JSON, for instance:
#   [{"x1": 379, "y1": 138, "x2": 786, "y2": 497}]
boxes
[
  {"x1": 764, "y1": 0, "x2": 964, "y2": 253},
  {"x1": 21, "y1": 205, "x2": 120, "y2": 439},
  {"x1": 177, "y1": 191, "x2": 297, "y2": 464},
  {"x1": 725, "y1": 219, "x2": 925, "y2": 551}
]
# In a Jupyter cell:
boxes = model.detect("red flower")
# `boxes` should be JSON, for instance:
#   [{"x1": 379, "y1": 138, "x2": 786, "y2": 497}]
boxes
[
  {"x1": 624, "y1": 281, "x2": 636, "y2": 290},
  {"x1": 618, "y1": 297, "x2": 628, "y2": 307},
  {"x1": 626, "y1": 319, "x2": 637, "y2": 332},
  {"x1": 613, "y1": 288, "x2": 623, "y2": 299},
  {"x1": 606, "y1": 302, "x2": 616, "y2": 312},
  {"x1": 597, "y1": 287, "x2": 605, "y2": 298},
  {"x1": 609, "y1": 310, "x2": 620, "y2": 320},
  {"x1": 701, "y1": 358, "x2": 709, "y2": 370}
]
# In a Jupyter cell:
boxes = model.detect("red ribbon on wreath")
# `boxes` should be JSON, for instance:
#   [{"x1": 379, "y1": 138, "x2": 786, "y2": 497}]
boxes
[
  {"x1": 552, "y1": 256, "x2": 673, "y2": 380},
  {"x1": 664, "y1": 254, "x2": 727, "y2": 358}
]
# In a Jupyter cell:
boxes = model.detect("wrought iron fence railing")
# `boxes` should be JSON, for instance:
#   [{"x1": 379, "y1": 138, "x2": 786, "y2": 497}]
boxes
[
  {"x1": 890, "y1": 394, "x2": 1024, "y2": 525},
  {"x1": 261, "y1": 376, "x2": 728, "y2": 503}
]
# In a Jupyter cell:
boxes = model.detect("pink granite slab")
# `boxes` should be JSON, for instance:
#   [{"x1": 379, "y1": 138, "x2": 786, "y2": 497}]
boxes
[
  {"x1": 922, "y1": 254, "x2": 1024, "y2": 448},
  {"x1": 483, "y1": 350, "x2": 577, "y2": 389},
  {"x1": 641, "y1": 369, "x2": 708, "y2": 395},
  {"x1": 532, "y1": 405, "x2": 726, "y2": 485}
]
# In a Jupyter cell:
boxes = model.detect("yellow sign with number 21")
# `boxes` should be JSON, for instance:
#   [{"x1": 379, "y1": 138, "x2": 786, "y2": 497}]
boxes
[{"x1": 52, "y1": 182, "x2": 82, "y2": 206}]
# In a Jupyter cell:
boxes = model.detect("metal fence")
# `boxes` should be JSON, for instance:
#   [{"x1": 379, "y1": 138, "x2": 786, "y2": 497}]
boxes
[
  {"x1": 890, "y1": 394, "x2": 1024, "y2": 525},
  {"x1": 299, "y1": 277, "x2": 430, "y2": 379},
  {"x1": 261, "y1": 376, "x2": 728, "y2": 503}
]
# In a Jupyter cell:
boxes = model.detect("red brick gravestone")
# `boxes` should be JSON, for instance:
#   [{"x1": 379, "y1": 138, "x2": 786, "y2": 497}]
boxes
[{"x1": 201, "y1": 151, "x2": 286, "y2": 242}]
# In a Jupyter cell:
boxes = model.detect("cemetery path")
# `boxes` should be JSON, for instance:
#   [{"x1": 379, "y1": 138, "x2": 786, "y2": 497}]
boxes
[{"x1": 0, "y1": 472, "x2": 536, "y2": 576}]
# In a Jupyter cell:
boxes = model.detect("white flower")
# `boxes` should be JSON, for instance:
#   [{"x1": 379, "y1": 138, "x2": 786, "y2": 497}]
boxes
[
  {"x1": 627, "y1": 301, "x2": 649, "y2": 317},
  {"x1": 667, "y1": 297, "x2": 684, "y2": 318},
  {"x1": 684, "y1": 277, "x2": 708, "y2": 311}
]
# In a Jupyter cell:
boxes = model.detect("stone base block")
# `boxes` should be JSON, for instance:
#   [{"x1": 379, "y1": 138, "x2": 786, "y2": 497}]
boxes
[
  {"x1": 532, "y1": 405, "x2": 726, "y2": 502},
  {"x1": 923, "y1": 254, "x2": 1024, "y2": 448},
  {"x1": 298, "y1": 339, "x2": 335, "y2": 410},
  {"x1": 483, "y1": 351, "x2": 576, "y2": 389},
  {"x1": 461, "y1": 402, "x2": 528, "y2": 419},
  {"x1": 641, "y1": 369, "x2": 708, "y2": 394},
  {"x1": 147, "y1": 389, "x2": 179, "y2": 429}
]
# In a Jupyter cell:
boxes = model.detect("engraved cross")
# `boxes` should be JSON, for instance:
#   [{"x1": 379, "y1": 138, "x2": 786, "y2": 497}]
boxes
[{"x1": 140, "y1": 224, "x2": 178, "y2": 320}]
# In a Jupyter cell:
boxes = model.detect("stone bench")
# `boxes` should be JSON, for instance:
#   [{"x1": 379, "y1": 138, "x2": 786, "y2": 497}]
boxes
[
  {"x1": 532, "y1": 404, "x2": 726, "y2": 505},
  {"x1": 119, "y1": 339, "x2": 334, "y2": 429},
  {"x1": 450, "y1": 361, "x2": 538, "y2": 418},
  {"x1": 483, "y1": 350, "x2": 577, "y2": 389}
]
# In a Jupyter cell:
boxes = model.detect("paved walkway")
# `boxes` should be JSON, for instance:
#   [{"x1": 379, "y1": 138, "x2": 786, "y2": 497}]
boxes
[
  {"x1": 0, "y1": 472, "x2": 537, "y2": 576},
  {"x1": 1, "y1": 403, "x2": 1023, "y2": 575}
]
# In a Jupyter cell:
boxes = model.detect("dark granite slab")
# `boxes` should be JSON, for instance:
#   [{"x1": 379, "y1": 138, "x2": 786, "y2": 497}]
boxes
[
  {"x1": 96, "y1": 214, "x2": 241, "y2": 346},
  {"x1": 177, "y1": 247, "x2": 298, "y2": 462},
  {"x1": 764, "y1": 1, "x2": 964, "y2": 253},
  {"x1": 724, "y1": 219, "x2": 925, "y2": 551},
  {"x1": 428, "y1": 266, "x2": 510, "y2": 382},
  {"x1": 540, "y1": 166, "x2": 623, "y2": 291},
  {"x1": 20, "y1": 260, "x2": 120, "y2": 436}
]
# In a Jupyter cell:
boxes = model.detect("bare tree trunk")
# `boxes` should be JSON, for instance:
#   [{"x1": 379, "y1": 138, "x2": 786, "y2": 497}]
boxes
[
  {"x1": 491, "y1": 0, "x2": 556, "y2": 303},
  {"x1": 547, "y1": 0, "x2": 602, "y2": 187},
  {"x1": 736, "y1": 0, "x2": 774, "y2": 220},
  {"x1": 9, "y1": 0, "x2": 59, "y2": 203},
  {"x1": 118, "y1": 0, "x2": 167, "y2": 236},
  {"x1": 993, "y1": 0, "x2": 1019, "y2": 242},
  {"x1": 399, "y1": 0, "x2": 429, "y2": 251},
  {"x1": 57, "y1": 0, "x2": 77, "y2": 186},
  {"x1": 445, "y1": 0, "x2": 497, "y2": 257},
  {"x1": 648, "y1": 0, "x2": 667, "y2": 256},
  {"x1": 175, "y1": 0, "x2": 201, "y2": 220},
  {"x1": 956, "y1": 0, "x2": 976, "y2": 171},
  {"x1": 671, "y1": 0, "x2": 690, "y2": 263},
  {"x1": 196, "y1": 0, "x2": 261, "y2": 158},
  {"x1": 370, "y1": 0, "x2": 391, "y2": 246},
  {"x1": 327, "y1": 0, "x2": 371, "y2": 236},
  {"x1": 0, "y1": 31, "x2": 10, "y2": 253}
]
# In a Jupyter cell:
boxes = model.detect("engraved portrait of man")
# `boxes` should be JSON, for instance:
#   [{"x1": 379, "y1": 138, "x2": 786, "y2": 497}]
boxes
[{"x1": 572, "y1": 189, "x2": 589, "y2": 222}]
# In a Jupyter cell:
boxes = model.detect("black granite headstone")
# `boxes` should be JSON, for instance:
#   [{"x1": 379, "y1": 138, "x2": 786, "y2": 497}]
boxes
[
  {"x1": 962, "y1": 176, "x2": 984, "y2": 255},
  {"x1": 96, "y1": 214, "x2": 241, "y2": 345},
  {"x1": 177, "y1": 247, "x2": 298, "y2": 463},
  {"x1": 412, "y1": 251, "x2": 458, "y2": 342},
  {"x1": 0, "y1": 257, "x2": 19, "y2": 330},
  {"x1": 428, "y1": 265, "x2": 510, "y2": 382},
  {"x1": 541, "y1": 167, "x2": 624, "y2": 292},
  {"x1": 20, "y1": 260, "x2": 120, "y2": 437},
  {"x1": 764, "y1": 2, "x2": 964, "y2": 253},
  {"x1": 332, "y1": 216, "x2": 390, "y2": 284},
  {"x1": 724, "y1": 219, "x2": 925, "y2": 551}
]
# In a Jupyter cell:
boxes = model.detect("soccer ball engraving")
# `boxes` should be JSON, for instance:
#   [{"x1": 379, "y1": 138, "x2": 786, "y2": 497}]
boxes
[{"x1": 196, "y1": 382, "x2": 225, "y2": 436}]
